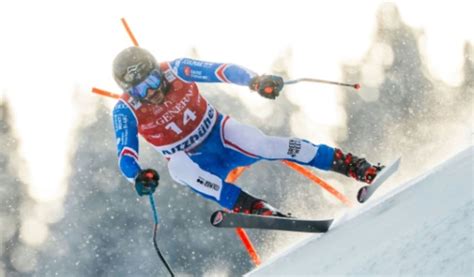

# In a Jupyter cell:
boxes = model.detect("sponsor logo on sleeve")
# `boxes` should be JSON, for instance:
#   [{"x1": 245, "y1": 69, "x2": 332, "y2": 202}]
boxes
[{"x1": 184, "y1": 66, "x2": 191, "y2": 76}]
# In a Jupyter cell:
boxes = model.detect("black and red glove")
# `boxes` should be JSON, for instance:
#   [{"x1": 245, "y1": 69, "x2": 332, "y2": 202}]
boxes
[
  {"x1": 135, "y1": 169, "x2": 160, "y2": 196},
  {"x1": 249, "y1": 75, "x2": 284, "y2": 100}
]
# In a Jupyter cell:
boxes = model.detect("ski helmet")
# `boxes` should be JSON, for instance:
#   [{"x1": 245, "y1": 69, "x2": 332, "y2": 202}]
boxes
[{"x1": 112, "y1": 46, "x2": 159, "y2": 91}]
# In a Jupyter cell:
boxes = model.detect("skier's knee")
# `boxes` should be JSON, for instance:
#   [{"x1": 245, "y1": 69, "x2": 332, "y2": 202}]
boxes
[{"x1": 252, "y1": 134, "x2": 277, "y2": 158}]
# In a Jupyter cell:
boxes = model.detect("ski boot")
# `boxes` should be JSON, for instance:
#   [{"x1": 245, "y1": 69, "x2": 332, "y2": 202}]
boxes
[
  {"x1": 250, "y1": 200, "x2": 288, "y2": 217},
  {"x1": 233, "y1": 190, "x2": 287, "y2": 217},
  {"x1": 330, "y1": 148, "x2": 384, "y2": 184}
]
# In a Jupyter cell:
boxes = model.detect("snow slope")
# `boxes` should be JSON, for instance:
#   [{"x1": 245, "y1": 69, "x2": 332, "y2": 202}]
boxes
[{"x1": 247, "y1": 146, "x2": 473, "y2": 276}]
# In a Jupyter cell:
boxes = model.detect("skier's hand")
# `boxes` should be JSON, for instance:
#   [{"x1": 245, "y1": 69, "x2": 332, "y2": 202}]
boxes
[
  {"x1": 135, "y1": 169, "x2": 160, "y2": 196},
  {"x1": 249, "y1": 75, "x2": 284, "y2": 100}
]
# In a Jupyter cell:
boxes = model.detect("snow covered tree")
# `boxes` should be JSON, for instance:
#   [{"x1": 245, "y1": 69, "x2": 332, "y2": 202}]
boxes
[
  {"x1": 0, "y1": 99, "x2": 34, "y2": 275},
  {"x1": 35, "y1": 100, "x2": 166, "y2": 276},
  {"x1": 460, "y1": 42, "x2": 473, "y2": 105},
  {"x1": 340, "y1": 3, "x2": 473, "y2": 181}
]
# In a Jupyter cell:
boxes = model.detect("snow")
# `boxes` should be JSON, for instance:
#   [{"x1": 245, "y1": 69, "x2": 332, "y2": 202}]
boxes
[{"x1": 246, "y1": 146, "x2": 473, "y2": 276}]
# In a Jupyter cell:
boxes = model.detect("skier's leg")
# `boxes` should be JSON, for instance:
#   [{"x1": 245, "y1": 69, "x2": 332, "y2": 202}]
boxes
[
  {"x1": 221, "y1": 117, "x2": 382, "y2": 184},
  {"x1": 221, "y1": 116, "x2": 333, "y2": 168},
  {"x1": 174, "y1": 115, "x2": 285, "y2": 216},
  {"x1": 167, "y1": 151, "x2": 242, "y2": 209},
  {"x1": 168, "y1": 151, "x2": 283, "y2": 215}
]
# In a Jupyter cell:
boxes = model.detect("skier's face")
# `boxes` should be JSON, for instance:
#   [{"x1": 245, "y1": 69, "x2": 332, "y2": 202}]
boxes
[
  {"x1": 128, "y1": 69, "x2": 165, "y2": 104},
  {"x1": 143, "y1": 88, "x2": 166, "y2": 104}
]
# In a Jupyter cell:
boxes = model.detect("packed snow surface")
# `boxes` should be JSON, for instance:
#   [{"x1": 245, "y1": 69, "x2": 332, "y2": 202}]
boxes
[{"x1": 247, "y1": 146, "x2": 473, "y2": 276}]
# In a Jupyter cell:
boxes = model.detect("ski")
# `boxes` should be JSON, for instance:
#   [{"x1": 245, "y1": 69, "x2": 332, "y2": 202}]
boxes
[
  {"x1": 357, "y1": 157, "x2": 401, "y2": 203},
  {"x1": 210, "y1": 210, "x2": 333, "y2": 233}
]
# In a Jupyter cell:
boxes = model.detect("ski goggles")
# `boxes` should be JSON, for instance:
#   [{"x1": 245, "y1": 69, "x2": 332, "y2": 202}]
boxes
[{"x1": 128, "y1": 69, "x2": 163, "y2": 100}]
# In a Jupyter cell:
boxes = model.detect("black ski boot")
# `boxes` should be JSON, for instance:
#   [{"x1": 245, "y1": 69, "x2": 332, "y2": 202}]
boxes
[
  {"x1": 233, "y1": 190, "x2": 287, "y2": 217},
  {"x1": 330, "y1": 148, "x2": 384, "y2": 184}
]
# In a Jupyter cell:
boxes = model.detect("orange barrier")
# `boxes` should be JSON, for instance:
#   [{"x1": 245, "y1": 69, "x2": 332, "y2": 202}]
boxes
[
  {"x1": 282, "y1": 161, "x2": 353, "y2": 207},
  {"x1": 225, "y1": 167, "x2": 261, "y2": 266},
  {"x1": 121, "y1": 18, "x2": 139, "y2": 47},
  {"x1": 235, "y1": 228, "x2": 261, "y2": 265},
  {"x1": 225, "y1": 166, "x2": 249, "y2": 183},
  {"x1": 91, "y1": 87, "x2": 120, "y2": 99}
]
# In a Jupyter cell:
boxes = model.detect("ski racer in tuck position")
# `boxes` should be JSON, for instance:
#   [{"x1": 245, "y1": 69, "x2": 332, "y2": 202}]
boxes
[{"x1": 112, "y1": 46, "x2": 383, "y2": 216}]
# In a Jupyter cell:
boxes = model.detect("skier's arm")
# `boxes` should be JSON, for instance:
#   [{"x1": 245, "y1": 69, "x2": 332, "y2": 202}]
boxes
[
  {"x1": 113, "y1": 102, "x2": 160, "y2": 196},
  {"x1": 169, "y1": 58, "x2": 284, "y2": 99},
  {"x1": 169, "y1": 58, "x2": 257, "y2": 86},
  {"x1": 112, "y1": 101, "x2": 141, "y2": 183}
]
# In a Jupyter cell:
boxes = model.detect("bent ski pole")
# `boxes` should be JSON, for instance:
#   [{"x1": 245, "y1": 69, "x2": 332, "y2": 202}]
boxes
[
  {"x1": 284, "y1": 78, "x2": 360, "y2": 90},
  {"x1": 149, "y1": 194, "x2": 175, "y2": 277}
]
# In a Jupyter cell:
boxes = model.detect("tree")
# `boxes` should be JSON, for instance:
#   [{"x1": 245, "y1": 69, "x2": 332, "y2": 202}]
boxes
[
  {"x1": 340, "y1": 3, "x2": 472, "y2": 181},
  {"x1": 0, "y1": 99, "x2": 34, "y2": 275}
]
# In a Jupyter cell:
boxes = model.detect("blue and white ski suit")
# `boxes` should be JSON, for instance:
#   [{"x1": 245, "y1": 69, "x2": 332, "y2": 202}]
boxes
[{"x1": 112, "y1": 58, "x2": 335, "y2": 209}]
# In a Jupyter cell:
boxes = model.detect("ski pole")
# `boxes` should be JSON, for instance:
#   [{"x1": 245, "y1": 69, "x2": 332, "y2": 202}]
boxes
[
  {"x1": 91, "y1": 76, "x2": 360, "y2": 101},
  {"x1": 149, "y1": 194, "x2": 175, "y2": 277},
  {"x1": 284, "y1": 78, "x2": 361, "y2": 90}
]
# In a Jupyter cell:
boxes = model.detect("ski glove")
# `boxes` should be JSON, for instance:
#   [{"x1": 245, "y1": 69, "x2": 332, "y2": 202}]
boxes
[
  {"x1": 135, "y1": 169, "x2": 160, "y2": 196},
  {"x1": 249, "y1": 75, "x2": 284, "y2": 100}
]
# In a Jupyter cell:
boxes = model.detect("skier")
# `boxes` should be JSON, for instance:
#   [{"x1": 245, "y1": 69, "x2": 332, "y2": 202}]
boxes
[{"x1": 112, "y1": 46, "x2": 383, "y2": 216}]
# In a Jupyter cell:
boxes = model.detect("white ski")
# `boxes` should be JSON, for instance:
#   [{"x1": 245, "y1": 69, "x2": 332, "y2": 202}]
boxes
[{"x1": 357, "y1": 157, "x2": 401, "y2": 203}]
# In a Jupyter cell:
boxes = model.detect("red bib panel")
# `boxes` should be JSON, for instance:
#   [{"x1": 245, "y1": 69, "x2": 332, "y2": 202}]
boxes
[{"x1": 120, "y1": 62, "x2": 217, "y2": 156}]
